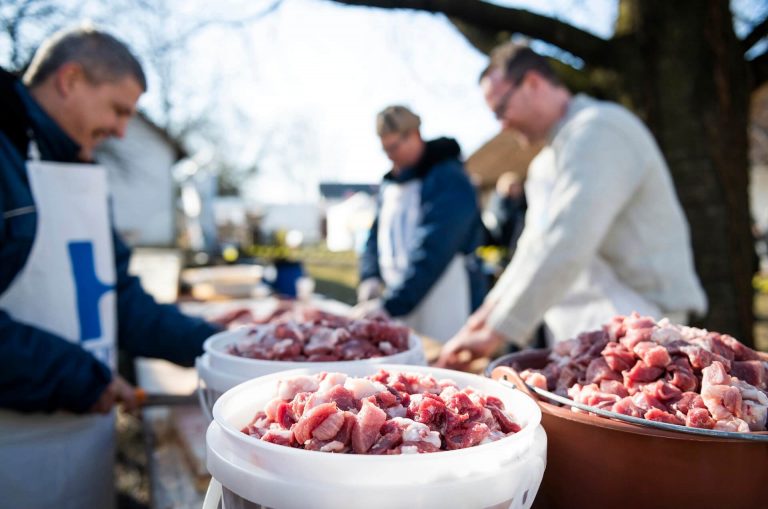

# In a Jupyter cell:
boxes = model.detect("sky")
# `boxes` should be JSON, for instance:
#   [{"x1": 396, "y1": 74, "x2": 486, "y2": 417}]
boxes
[
  {"x1": 4, "y1": 0, "x2": 767, "y2": 205},
  {"x1": 137, "y1": 0, "x2": 619, "y2": 204},
  {"x1": 34, "y1": 0, "x2": 768, "y2": 206}
]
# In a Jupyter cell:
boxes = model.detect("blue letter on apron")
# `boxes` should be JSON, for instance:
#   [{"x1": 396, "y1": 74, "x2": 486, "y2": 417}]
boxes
[{"x1": 68, "y1": 241, "x2": 113, "y2": 341}]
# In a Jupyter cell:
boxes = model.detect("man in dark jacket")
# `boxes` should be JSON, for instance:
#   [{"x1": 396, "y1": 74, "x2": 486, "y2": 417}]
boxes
[
  {"x1": 0, "y1": 26, "x2": 223, "y2": 508},
  {"x1": 355, "y1": 105, "x2": 486, "y2": 343},
  {"x1": 483, "y1": 171, "x2": 527, "y2": 253}
]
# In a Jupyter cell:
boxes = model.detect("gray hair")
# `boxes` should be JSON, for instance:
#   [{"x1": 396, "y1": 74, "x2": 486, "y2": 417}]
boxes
[
  {"x1": 23, "y1": 25, "x2": 146, "y2": 91},
  {"x1": 376, "y1": 105, "x2": 421, "y2": 137}
]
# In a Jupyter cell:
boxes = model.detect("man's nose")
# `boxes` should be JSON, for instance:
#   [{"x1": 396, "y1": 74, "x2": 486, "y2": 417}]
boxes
[{"x1": 114, "y1": 119, "x2": 129, "y2": 139}]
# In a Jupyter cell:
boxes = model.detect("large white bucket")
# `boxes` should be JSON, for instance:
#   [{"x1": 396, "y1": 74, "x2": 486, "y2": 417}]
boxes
[
  {"x1": 196, "y1": 329, "x2": 426, "y2": 421},
  {"x1": 204, "y1": 364, "x2": 547, "y2": 509}
]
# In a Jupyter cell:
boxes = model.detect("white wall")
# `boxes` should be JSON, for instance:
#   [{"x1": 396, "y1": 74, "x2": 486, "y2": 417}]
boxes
[
  {"x1": 260, "y1": 203, "x2": 322, "y2": 243},
  {"x1": 96, "y1": 117, "x2": 177, "y2": 246}
]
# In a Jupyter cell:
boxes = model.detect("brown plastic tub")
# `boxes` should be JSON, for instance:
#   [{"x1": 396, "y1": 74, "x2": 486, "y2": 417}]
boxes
[{"x1": 488, "y1": 349, "x2": 768, "y2": 509}]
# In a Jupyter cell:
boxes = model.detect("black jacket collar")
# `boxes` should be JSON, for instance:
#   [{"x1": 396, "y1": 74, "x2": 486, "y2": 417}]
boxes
[
  {"x1": 384, "y1": 137, "x2": 462, "y2": 182},
  {"x1": 0, "y1": 67, "x2": 82, "y2": 163}
]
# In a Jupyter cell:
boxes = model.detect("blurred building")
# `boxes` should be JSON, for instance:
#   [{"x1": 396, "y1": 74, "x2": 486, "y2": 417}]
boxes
[
  {"x1": 319, "y1": 183, "x2": 378, "y2": 252},
  {"x1": 95, "y1": 112, "x2": 184, "y2": 247}
]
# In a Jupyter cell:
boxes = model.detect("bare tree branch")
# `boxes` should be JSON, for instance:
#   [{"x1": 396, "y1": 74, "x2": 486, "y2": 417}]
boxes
[
  {"x1": 153, "y1": 0, "x2": 282, "y2": 54},
  {"x1": 329, "y1": 0, "x2": 615, "y2": 67},
  {"x1": 742, "y1": 15, "x2": 768, "y2": 53}
]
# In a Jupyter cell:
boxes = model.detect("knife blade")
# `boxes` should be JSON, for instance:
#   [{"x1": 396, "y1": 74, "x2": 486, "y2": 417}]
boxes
[{"x1": 134, "y1": 388, "x2": 198, "y2": 407}]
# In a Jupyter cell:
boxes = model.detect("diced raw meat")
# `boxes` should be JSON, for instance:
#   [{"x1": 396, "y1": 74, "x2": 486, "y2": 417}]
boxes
[
  {"x1": 319, "y1": 440, "x2": 347, "y2": 453},
  {"x1": 531, "y1": 314, "x2": 768, "y2": 433},
  {"x1": 568, "y1": 384, "x2": 621, "y2": 410},
  {"x1": 487, "y1": 403, "x2": 521, "y2": 433},
  {"x1": 243, "y1": 370, "x2": 522, "y2": 455},
  {"x1": 741, "y1": 400, "x2": 768, "y2": 431},
  {"x1": 603, "y1": 315, "x2": 627, "y2": 341},
  {"x1": 702, "y1": 361, "x2": 730, "y2": 386},
  {"x1": 612, "y1": 397, "x2": 645, "y2": 418},
  {"x1": 401, "y1": 420, "x2": 442, "y2": 449},
  {"x1": 713, "y1": 417, "x2": 750, "y2": 432},
  {"x1": 715, "y1": 334, "x2": 761, "y2": 361},
  {"x1": 521, "y1": 371, "x2": 548, "y2": 390},
  {"x1": 644, "y1": 408, "x2": 684, "y2": 426},
  {"x1": 670, "y1": 392, "x2": 706, "y2": 416},
  {"x1": 332, "y1": 411, "x2": 357, "y2": 445},
  {"x1": 344, "y1": 377, "x2": 384, "y2": 400},
  {"x1": 666, "y1": 356, "x2": 698, "y2": 392},
  {"x1": 317, "y1": 372, "x2": 347, "y2": 392},
  {"x1": 293, "y1": 402, "x2": 339, "y2": 445},
  {"x1": 445, "y1": 422, "x2": 491, "y2": 450},
  {"x1": 225, "y1": 304, "x2": 412, "y2": 362},
  {"x1": 351, "y1": 400, "x2": 387, "y2": 453},
  {"x1": 631, "y1": 392, "x2": 666, "y2": 412},
  {"x1": 623, "y1": 360, "x2": 664, "y2": 391},
  {"x1": 304, "y1": 327, "x2": 340, "y2": 355},
  {"x1": 685, "y1": 407, "x2": 715, "y2": 429},
  {"x1": 600, "y1": 379, "x2": 629, "y2": 398},
  {"x1": 311, "y1": 411, "x2": 345, "y2": 440},
  {"x1": 642, "y1": 380, "x2": 683, "y2": 402},
  {"x1": 601, "y1": 342, "x2": 636, "y2": 372},
  {"x1": 731, "y1": 361, "x2": 767, "y2": 389},
  {"x1": 278, "y1": 375, "x2": 319, "y2": 401},
  {"x1": 633, "y1": 341, "x2": 672, "y2": 368},
  {"x1": 701, "y1": 362, "x2": 744, "y2": 420},
  {"x1": 409, "y1": 393, "x2": 448, "y2": 429},
  {"x1": 261, "y1": 429, "x2": 294, "y2": 446},
  {"x1": 585, "y1": 357, "x2": 621, "y2": 384}
]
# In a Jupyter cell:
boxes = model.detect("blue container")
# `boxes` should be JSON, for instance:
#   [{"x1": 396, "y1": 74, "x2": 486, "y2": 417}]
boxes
[{"x1": 268, "y1": 260, "x2": 304, "y2": 298}]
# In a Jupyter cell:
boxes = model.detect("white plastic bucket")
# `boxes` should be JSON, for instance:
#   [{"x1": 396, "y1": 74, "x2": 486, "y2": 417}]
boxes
[
  {"x1": 196, "y1": 329, "x2": 426, "y2": 420},
  {"x1": 204, "y1": 364, "x2": 547, "y2": 509},
  {"x1": 203, "y1": 326, "x2": 426, "y2": 377}
]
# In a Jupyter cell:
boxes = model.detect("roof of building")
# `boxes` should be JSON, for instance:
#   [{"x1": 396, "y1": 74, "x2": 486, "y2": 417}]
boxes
[{"x1": 465, "y1": 130, "x2": 542, "y2": 189}]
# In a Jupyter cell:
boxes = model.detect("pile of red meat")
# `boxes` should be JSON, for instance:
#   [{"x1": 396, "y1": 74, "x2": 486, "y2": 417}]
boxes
[
  {"x1": 520, "y1": 313, "x2": 768, "y2": 432},
  {"x1": 242, "y1": 369, "x2": 521, "y2": 454},
  {"x1": 226, "y1": 306, "x2": 410, "y2": 362}
]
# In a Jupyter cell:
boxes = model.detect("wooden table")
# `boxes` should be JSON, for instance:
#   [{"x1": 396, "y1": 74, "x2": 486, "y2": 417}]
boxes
[{"x1": 135, "y1": 358, "x2": 209, "y2": 509}]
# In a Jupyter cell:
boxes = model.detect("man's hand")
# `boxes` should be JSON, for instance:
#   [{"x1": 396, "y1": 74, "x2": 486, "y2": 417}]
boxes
[
  {"x1": 350, "y1": 298, "x2": 389, "y2": 320},
  {"x1": 357, "y1": 278, "x2": 384, "y2": 303},
  {"x1": 210, "y1": 308, "x2": 254, "y2": 329},
  {"x1": 89, "y1": 375, "x2": 139, "y2": 414},
  {"x1": 466, "y1": 300, "x2": 496, "y2": 330},
  {"x1": 435, "y1": 320, "x2": 506, "y2": 371}
]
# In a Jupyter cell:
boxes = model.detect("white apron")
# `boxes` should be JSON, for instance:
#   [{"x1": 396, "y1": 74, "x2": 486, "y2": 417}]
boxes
[
  {"x1": 378, "y1": 180, "x2": 470, "y2": 343},
  {"x1": 0, "y1": 145, "x2": 117, "y2": 509},
  {"x1": 526, "y1": 148, "x2": 664, "y2": 345}
]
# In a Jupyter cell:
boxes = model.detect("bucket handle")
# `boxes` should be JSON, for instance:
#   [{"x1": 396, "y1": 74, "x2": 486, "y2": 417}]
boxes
[
  {"x1": 202, "y1": 478, "x2": 222, "y2": 509},
  {"x1": 490, "y1": 365, "x2": 540, "y2": 402},
  {"x1": 197, "y1": 374, "x2": 214, "y2": 422}
]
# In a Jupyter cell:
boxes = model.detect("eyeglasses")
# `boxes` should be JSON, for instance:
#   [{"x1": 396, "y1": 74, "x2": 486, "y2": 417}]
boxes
[{"x1": 493, "y1": 84, "x2": 518, "y2": 120}]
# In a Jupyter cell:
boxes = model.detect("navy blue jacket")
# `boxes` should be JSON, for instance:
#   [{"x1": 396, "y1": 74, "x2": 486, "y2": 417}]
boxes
[
  {"x1": 360, "y1": 138, "x2": 486, "y2": 316},
  {"x1": 0, "y1": 69, "x2": 220, "y2": 414}
]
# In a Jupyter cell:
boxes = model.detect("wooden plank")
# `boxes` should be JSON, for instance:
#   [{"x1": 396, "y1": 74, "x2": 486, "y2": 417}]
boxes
[
  {"x1": 172, "y1": 406, "x2": 210, "y2": 481},
  {"x1": 143, "y1": 407, "x2": 207, "y2": 509},
  {"x1": 136, "y1": 359, "x2": 209, "y2": 509}
]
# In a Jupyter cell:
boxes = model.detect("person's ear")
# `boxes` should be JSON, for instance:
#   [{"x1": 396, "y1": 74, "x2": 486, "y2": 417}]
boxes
[{"x1": 54, "y1": 62, "x2": 87, "y2": 98}]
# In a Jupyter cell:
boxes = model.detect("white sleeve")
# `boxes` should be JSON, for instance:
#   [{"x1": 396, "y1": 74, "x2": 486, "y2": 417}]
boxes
[{"x1": 486, "y1": 120, "x2": 648, "y2": 345}]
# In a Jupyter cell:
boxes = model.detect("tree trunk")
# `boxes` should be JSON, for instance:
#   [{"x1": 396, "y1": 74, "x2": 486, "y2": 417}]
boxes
[{"x1": 617, "y1": 0, "x2": 754, "y2": 344}]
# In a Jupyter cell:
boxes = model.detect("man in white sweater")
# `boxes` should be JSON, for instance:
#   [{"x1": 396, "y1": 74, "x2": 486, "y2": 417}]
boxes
[{"x1": 437, "y1": 43, "x2": 707, "y2": 370}]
